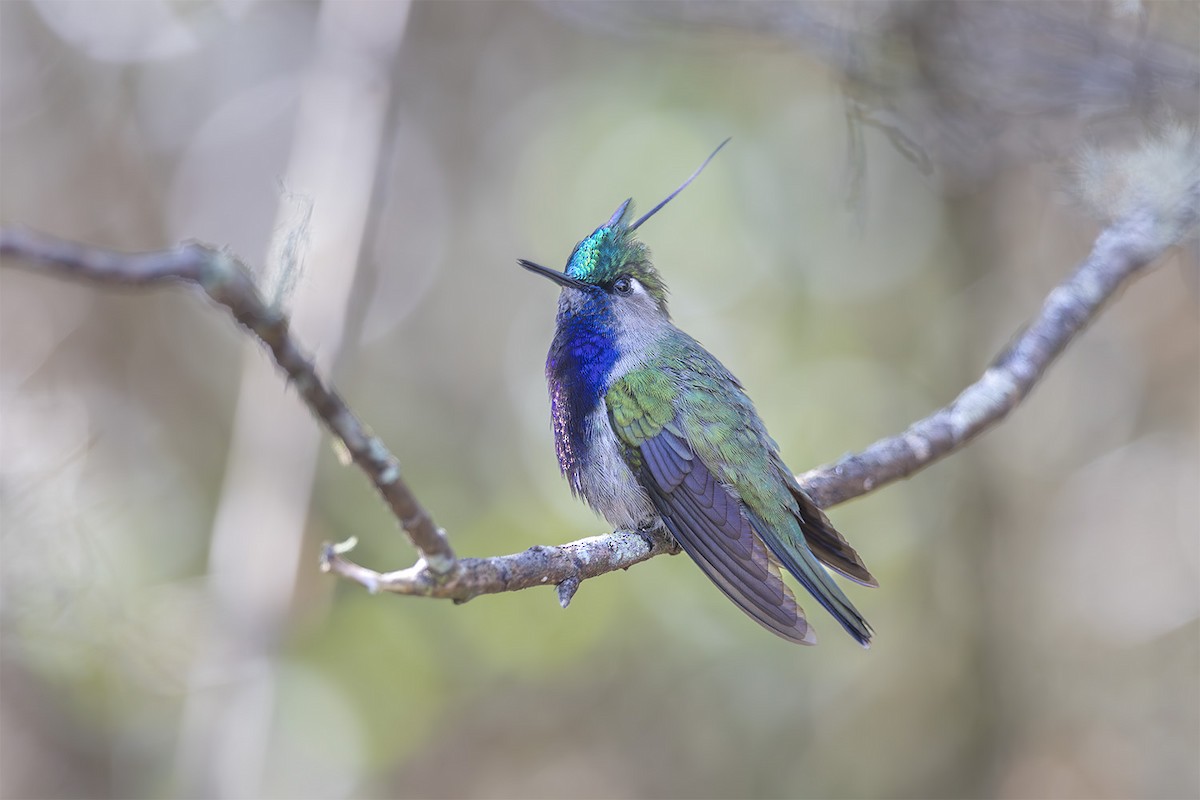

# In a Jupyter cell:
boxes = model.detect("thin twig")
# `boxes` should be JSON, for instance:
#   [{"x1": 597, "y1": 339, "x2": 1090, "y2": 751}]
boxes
[{"x1": 322, "y1": 530, "x2": 680, "y2": 606}]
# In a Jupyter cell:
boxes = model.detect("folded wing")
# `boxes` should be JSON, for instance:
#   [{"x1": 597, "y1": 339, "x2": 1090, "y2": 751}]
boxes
[{"x1": 637, "y1": 422, "x2": 817, "y2": 644}]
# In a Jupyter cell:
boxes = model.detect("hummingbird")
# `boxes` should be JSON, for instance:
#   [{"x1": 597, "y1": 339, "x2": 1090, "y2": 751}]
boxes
[{"x1": 518, "y1": 140, "x2": 876, "y2": 646}]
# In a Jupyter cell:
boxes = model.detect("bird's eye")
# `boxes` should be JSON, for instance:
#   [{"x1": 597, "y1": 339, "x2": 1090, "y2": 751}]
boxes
[{"x1": 613, "y1": 276, "x2": 633, "y2": 296}]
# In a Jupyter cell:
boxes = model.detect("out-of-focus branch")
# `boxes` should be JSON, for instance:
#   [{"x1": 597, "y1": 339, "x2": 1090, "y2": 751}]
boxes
[
  {"x1": 552, "y1": 2, "x2": 1200, "y2": 189},
  {"x1": 2, "y1": 160, "x2": 1194, "y2": 607},
  {"x1": 0, "y1": 227, "x2": 458, "y2": 577}
]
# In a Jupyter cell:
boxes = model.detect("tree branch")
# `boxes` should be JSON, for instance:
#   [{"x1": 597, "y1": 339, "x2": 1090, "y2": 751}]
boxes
[
  {"x1": 2, "y1": 169, "x2": 1194, "y2": 606},
  {"x1": 799, "y1": 192, "x2": 1199, "y2": 508},
  {"x1": 0, "y1": 227, "x2": 458, "y2": 578}
]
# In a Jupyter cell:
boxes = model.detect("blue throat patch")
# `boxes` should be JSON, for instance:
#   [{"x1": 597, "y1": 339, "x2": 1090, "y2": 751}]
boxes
[{"x1": 546, "y1": 291, "x2": 619, "y2": 484}]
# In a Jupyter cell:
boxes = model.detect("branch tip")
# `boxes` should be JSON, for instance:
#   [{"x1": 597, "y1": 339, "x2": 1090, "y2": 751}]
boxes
[
  {"x1": 557, "y1": 575, "x2": 581, "y2": 608},
  {"x1": 330, "y1": 536, "x2": 358, "y2": 556}
]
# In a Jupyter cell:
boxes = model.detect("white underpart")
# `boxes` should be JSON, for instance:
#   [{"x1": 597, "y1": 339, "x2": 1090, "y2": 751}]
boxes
[
  {"x1": 571, "y1": 278, "x2": 673, "y2": 530},
  {"x1": 577, "y1": 406, "x2": 657, "y2": 530}
]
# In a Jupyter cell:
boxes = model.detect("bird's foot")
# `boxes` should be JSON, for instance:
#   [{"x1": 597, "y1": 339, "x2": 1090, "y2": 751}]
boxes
[{"x1": 634, "y1": 522, "x2": 680, "y2": 555}]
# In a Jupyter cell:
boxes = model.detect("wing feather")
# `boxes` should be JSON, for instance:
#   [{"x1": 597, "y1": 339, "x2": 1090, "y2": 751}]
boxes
[
  {"x1": 606, "y1": 365, "x2": 865, "y2": 646},
  {"x1": 787, "y1": 482, "x2": 878, "y2": 587},
  {"x1": 638, "y1": 426, "x2": 816, "y2": 644}
]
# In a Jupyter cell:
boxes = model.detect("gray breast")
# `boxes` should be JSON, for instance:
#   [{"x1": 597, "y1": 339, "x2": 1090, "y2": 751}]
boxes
[{"x1": 576, "y1": 406, "x2": 658, "y2": 531}]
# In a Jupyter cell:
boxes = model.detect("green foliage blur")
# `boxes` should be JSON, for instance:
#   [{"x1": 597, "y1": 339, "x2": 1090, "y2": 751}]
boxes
[{"x1": 1, "y1": 2, "x2": 1196, "y2": 798}]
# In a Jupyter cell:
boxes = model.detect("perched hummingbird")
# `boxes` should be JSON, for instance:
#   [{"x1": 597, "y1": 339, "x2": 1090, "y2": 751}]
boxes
[{"x1": 518, "y1": 141, "x2": 876, "y2": 646}]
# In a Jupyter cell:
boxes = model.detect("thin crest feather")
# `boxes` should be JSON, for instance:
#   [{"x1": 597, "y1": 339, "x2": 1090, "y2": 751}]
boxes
[{"x1": 627, "y1": 138, "x2": 731, "y2": 232}]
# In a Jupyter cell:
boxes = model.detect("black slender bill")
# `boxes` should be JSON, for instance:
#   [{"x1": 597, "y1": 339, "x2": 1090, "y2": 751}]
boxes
[{"x1": 518, "y1": 258, "x2": 590, "y2": 290}]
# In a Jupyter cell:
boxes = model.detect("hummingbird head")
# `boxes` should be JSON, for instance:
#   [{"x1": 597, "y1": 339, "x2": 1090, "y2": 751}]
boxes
[
  {"x1": 519, "y1": 200, "x2": 669, "y2": 316},
  {"x1": 518, "y1": 138, "x2": 730, "y2": 322}
]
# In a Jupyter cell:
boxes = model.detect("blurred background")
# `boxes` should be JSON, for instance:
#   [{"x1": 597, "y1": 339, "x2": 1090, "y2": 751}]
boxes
[{"x1": 1, "y1": 1, "x2": 1197, "y2": 798}]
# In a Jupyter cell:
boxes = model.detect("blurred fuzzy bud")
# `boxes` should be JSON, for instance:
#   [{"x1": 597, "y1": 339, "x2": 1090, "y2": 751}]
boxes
[
  {"x1": 262, "y1": 184, "x2": 313, "y2": 310},
  {"x1": 1109, "y1": 0, "x2": 1144, "y2": 18},
  {"x1": 1075, "y1": 121, "x2": 1200, "y2": 248}
]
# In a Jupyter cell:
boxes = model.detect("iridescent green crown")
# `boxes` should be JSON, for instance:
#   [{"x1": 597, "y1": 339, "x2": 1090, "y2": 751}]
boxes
[{"x1": 565, "y1": 199, "x2": 668, "y2": 308}]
